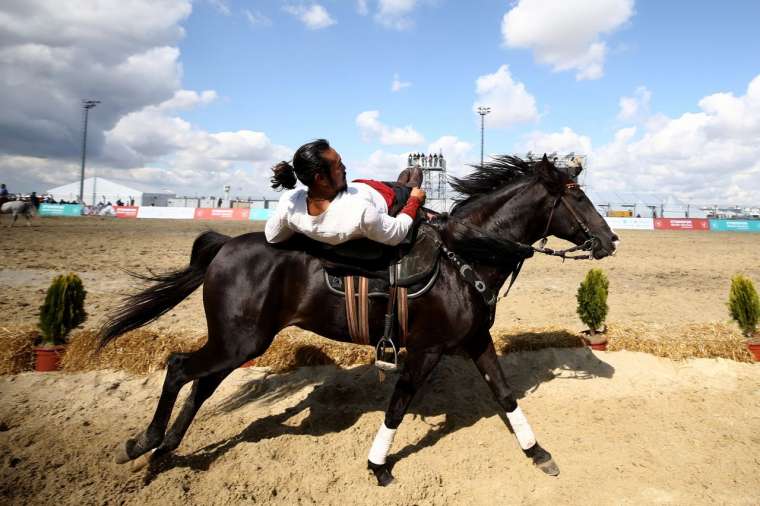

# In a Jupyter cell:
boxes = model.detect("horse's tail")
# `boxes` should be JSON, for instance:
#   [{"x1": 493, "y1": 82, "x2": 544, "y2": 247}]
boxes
[{"x1": 98, "y1": 230, "x2": 231, "y2": 348}]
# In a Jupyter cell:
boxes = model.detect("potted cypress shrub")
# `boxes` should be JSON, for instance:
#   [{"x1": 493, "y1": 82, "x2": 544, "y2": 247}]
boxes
[
  {"x1": 35, "y1": 273, "x2": 87, "y2": 371},
  {"x1": 727, "y1": 274, "x2": 760, "y2": 361},
  {"x1": 576, "y1": 268, "x2": 609, "y2": 351}
]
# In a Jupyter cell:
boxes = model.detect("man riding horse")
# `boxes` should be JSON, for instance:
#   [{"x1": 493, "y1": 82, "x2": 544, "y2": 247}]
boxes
[{"x1": 265, "y1": 139, "x2": 426, "y2": 246}]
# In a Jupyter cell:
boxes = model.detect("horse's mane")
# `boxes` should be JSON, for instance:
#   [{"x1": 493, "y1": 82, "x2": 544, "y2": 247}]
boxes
[
  {"x1": 449, "y1": 155, "x2": 536, "y2": 202},
  {"x1": 448, "y1": 155, "x2": 542, "y2": 216}
]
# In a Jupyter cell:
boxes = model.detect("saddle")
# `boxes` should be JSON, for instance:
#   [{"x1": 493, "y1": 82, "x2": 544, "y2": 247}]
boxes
[{"x1": 276, "y1": 222, "x2": 442, "y2": 353}]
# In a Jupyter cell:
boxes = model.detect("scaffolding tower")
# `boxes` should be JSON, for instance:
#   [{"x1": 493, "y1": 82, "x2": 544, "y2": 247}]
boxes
[{"x1": 407, "y1": 152, "x2": 448, "y2": 212}]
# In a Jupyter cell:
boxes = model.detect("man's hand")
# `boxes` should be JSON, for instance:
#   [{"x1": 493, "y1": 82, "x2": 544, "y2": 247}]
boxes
[{"x1": 411, "y1": 187, "x2": 426, "y2": 204}]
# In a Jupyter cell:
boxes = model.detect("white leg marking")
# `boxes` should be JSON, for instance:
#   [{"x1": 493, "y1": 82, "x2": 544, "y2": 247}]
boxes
[
  {"x1": 506, "y1": 406, "x2": 536, "y2": 450},
  {"x1": 368, "y1": 422, "x2": 397, "y2": 465}
]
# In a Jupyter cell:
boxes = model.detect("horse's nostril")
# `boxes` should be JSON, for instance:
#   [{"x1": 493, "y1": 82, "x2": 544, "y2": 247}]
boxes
[{"x1": 612, "y1": 233, "x2": 620, "y2": 242}]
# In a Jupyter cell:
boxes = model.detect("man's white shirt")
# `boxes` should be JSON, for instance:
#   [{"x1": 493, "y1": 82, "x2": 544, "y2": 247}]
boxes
[{"x1": 264, "y1": 182, "x2": 413, "y2": 246}]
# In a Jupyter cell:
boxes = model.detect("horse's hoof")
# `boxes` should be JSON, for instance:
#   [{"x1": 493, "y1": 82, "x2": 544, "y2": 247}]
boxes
[
  {"x1": 367, "y1": 461, "x2": 394, "y2": 487},
  {"x1": 536, "y1": 457, "x2": 560, "y2": 476},
  {"x1": 114, "y1": 442, "x2": 133, "y2": 464},
  {"x1": 525, "y1": 443, "x2": 560, "y2": 476},
  {"x1": 129, "y1": 450, "x2": 155, "y2": 472}
]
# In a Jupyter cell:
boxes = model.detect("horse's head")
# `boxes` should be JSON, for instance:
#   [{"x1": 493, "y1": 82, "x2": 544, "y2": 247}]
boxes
[{"x1": 533, "y1": 155, "x2": 619, "y2": 259}]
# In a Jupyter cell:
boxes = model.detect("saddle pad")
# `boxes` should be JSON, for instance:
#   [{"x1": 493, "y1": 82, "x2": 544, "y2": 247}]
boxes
[{"x1": 324, "y1": 260, "x2": 439, "y2": 300}]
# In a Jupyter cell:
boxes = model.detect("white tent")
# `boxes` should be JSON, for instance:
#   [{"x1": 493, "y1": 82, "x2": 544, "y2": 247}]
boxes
[{"x1": 46, "y1": 177, "x2": 174, "y2": 206}]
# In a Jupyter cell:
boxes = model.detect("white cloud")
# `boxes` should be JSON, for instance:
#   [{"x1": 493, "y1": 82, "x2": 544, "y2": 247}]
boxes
[
  {"x1": 526, "y1": 75, "x2": 760, "y2": 204},
  {"x1": 0, "y1": 0, "x2": 291, "y2": 198},
  {"x1": 427, "y1": 136, "x2": 475, "y2": 177},
  {"x1": 517, "y1": 127, "x2": 593, "y2": 158},
  {"x1": 157, "y1": 89, "x2": 218, "y2": 111},
  {"x1": 283, "y1": 4, "x2": 336, "y2": 30},
  {"x1": 502, "y1": 0, "x2": 634, "y2": 80},
  {"x1": 357, "y1": 0, "x2": 370, "y2": 16},
  {"x1": 351, "y1": 150, "x2": 409, "y2": 181},
  {"x1": 375, "y1": 0, "x2": 418, "y2": 30},
  {"x1": 391, "y1": 73, "x2": 412, "y2": 92},
  {"x1": 356, "y1": 110, "x2": 425, "y2": 146},
  {"x1": 244, "y1": 9, "x2": 272, "y2": 27},
  {"x1": 472, "y1": 65, "x2": 539, "y2": 127},
  {"x1": 0, "y1": 0, "x2": 191, "y2": 160},
  {"x1": 617, "y1": 86, "x2": 651, "y2": 122}
]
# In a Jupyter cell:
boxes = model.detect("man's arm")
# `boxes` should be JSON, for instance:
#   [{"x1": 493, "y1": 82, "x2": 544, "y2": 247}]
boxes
[
  {"x1": 360, "y1": 207, "x2": 413, "y2": 246},
  {"x1": 264, "y1": 195, "x2": 295, "y2": 243}
]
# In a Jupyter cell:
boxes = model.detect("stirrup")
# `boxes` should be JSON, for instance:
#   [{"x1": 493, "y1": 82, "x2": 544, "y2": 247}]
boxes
[{"x1": 374, "y1": 337, "x2": 399, "y2": 372}]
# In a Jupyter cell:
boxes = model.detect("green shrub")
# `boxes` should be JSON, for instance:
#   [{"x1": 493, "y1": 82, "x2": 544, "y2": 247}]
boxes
[
  {"x1": 576, "y1": 268, "x2": 609, "y2": 334},
  {"x1": 728, "y1": 275, "x2": 760, "y2": 338},
  {"x1": 38, "y1": 273, "x2": 87, "y2": 346}
]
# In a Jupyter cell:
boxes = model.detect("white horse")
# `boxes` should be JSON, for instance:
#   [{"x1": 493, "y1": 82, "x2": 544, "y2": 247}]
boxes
[{"x1": 1, "y1": 198, "x2": 39, "y2": 227}]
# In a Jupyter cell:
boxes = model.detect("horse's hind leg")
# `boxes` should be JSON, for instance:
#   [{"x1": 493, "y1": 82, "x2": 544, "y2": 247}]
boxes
[
  {"x1": 465, "y1": 332, "x2": 559, "y2": 476},
  {"x1": 367, "y1": 348, "x2": 442, "y2": 486},
  {"x1": 155, "y1": 368, "x2": 233, "y2": 456},
  {"x1": 116, "y1": 332, "x2": 270, "y2": 465}
]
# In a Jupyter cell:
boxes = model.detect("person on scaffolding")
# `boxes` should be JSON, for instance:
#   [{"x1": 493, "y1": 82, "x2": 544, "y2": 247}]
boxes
[{"x1": 265, "y1": 139, "x2": 425, "y2": 246}]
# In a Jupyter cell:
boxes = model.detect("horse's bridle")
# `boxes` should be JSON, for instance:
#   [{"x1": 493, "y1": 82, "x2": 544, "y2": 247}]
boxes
[{"x1": 532, "y1": 182, "x2": 599, "y2": 260}]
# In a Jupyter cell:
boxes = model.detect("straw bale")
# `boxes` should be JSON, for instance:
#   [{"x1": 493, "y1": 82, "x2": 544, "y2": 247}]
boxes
[
  {"x1": 6, "y1": 320, "x2": 752, "y2": 377},
  {"x1": 248, "y1": 328, "x2": 374, "y2": 372},
  {"x1": 0, "y1": 326, "x2": 37, "y2": 374},
  {"x1": 61, "y1": 329, "x2": 206, "y2": 374}
]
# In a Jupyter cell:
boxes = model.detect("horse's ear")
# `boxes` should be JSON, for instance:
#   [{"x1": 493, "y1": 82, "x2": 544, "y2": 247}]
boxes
[{"x1": 542, "y1": 153, "x2": 549, "y2": 162}]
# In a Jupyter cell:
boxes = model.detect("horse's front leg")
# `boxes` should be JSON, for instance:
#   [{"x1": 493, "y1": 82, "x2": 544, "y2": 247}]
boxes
[
  {"x1": 465, "y1": 333, "x2": 560, "y2": 476},
  {"x1": 367, "y1": 348, "x2": 442, "y2": 486}
]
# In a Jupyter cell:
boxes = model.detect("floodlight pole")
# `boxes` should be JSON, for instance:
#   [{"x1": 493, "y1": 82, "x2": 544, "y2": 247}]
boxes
[
  {"x1": 79, "y1": 100, "x2": 100, "y2": 204},
  {"x1": 477, "y1": 106, "x2": 491, "y2": 168}
]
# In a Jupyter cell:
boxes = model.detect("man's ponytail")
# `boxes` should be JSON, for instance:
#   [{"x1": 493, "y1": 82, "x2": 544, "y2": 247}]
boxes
[{"x1": 271, "y1": 161, "x2": 297, "y2": 190}]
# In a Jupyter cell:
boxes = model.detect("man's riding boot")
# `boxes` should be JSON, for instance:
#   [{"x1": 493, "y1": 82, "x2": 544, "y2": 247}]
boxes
[{"x1": 396, "y1": 167, "x2": 423, "y2": 188}]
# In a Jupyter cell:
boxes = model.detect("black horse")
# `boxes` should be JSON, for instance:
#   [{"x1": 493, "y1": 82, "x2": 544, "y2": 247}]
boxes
[{"x1": 100, "y1": 155, "x2": 619, "y2": 484}]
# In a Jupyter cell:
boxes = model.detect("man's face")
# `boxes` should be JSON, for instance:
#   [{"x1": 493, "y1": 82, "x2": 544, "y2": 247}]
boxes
[{"x1": 321, "y1": 147, "x2": 347, "y2": 193}]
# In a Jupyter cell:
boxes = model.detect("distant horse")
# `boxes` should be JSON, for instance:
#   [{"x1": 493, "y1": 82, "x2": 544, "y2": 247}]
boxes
[
  {"x1": 1, "y1": 194, "x2": 39, "y2": 226},
  {"x1": 100, "y1": 155, "x2": 619, "y2": 484}
]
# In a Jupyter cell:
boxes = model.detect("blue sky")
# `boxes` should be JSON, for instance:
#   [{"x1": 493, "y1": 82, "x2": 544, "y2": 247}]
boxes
[{"x1": 1, "y1": 0, "x2": 759, "y2": 203}]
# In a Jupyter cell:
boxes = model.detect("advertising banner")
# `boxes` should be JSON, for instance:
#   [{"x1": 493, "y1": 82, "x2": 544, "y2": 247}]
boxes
[
  {"x1": 249, "y1": 208, "x2": 274, "y2": 221},
  {"x1": 653, "y1": 218, "x2": 709, "y2": 231},
  {"x1": 136, "y1": 207, "x2": 196, "y2": 220},
  {"x1": 114, "y1": 206, "x2": 139, "y2": 218},
  {"x1": 709, "y1": 219, "x2": 760, "y2": 232},
  {"x1": 194, "y1": 208, "x2": 250, "y2": 220},
  {"x1": 604, "y1": 217, "x2": 654, "y2": 230},
  {"x1": 38, "y1": 203, "x2": 83, "y2": 217}
]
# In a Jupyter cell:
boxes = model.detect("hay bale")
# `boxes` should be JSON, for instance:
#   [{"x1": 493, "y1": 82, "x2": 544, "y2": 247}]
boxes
[
  {"x1": 605, "y1": 322, "x2": 751, "y2": 362},
  {"x1": 62, "y1": 329, "x2": 205, "y2": 374},
  {"x1": 492, "y1": 327, "x2": 586, "y2": 354},
  {"x1": 249, "y1": 328, "x2": 374, "y2": 372},
  {"x1": 0, "y1": 326, "x2": 37, "y2": 374}
]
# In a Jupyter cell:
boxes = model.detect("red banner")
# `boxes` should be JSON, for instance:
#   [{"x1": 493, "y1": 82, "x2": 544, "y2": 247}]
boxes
[
  {"x1": 194, "y1": 208, "x2": 250, "y2": 221},
  {"x1": 114, "y1": 206, "x2": 139, "y2": 218},
  {"x1": 653, "y1": 218, "x2": 709, "y2": 231}
]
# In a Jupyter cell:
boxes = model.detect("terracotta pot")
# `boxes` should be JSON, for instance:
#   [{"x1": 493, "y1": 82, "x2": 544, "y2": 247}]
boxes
[
  {"x1": 580, "y1": 327, "x2": 608, "y2": 351},
  {"x1": 747, "y1": 343, "x2": 760, "y2": 362},
  {"x1": 34, "y1": 346, "x2": 65, "y2": 372}
]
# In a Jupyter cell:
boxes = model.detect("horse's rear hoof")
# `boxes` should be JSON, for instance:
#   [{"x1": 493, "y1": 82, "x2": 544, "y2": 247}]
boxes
[
  {"x1": 129, "y1": 451, "x2": 155, "y2": 472},
  {"x1": 367, "y1": 461, "x2": 394, "y2": 487}
]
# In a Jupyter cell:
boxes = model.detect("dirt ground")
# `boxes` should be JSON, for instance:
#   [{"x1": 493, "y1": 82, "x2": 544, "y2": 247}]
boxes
[{"x1": 1, "y1": 217, "x2": 760, "y2": 504}]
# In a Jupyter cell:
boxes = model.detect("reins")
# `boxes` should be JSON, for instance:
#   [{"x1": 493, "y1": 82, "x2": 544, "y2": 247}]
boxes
[{"x1": 433, "y1": 181, "x2": 599, "y2": 323}]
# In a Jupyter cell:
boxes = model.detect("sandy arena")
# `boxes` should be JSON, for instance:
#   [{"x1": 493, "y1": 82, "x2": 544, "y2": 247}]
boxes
[{"x1": 1, "y1": 217, "x2": 759, "y2": 504}]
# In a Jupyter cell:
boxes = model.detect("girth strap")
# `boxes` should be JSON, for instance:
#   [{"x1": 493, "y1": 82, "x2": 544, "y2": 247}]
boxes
[
  {"x1": 343, "y1": 276, "x2": 370, "y2": 345},
  {"x1": 343, "y1": 275, "x2": 408, "y2": 347}
]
